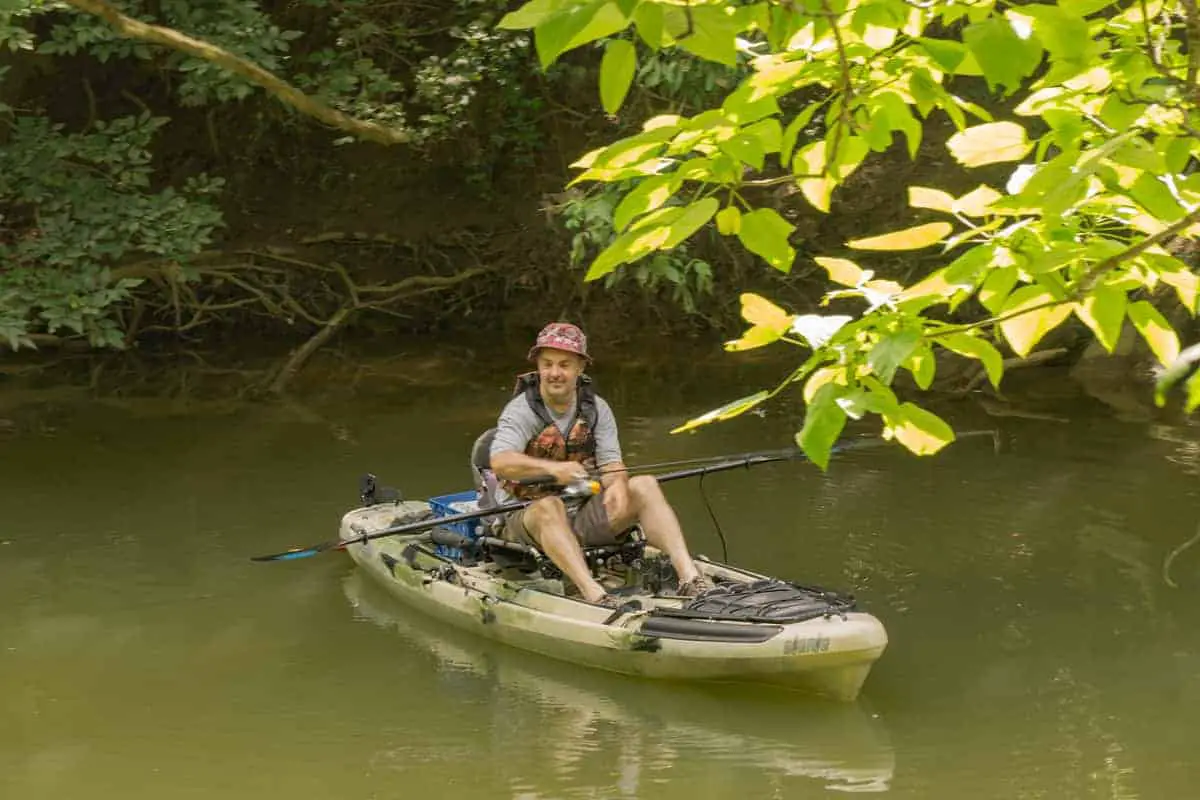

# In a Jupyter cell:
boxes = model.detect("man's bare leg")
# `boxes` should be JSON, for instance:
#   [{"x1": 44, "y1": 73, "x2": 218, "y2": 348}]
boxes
[
  {"x1": 625, "y1": 476, "x2": 701, "y2": 584},
  {"x1": 523, "y1": 497, "x2": 608, "y2": 603}
]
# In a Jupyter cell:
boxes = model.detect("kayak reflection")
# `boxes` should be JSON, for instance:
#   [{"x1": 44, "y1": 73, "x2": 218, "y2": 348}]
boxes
[{"x1": 342, "y1": 569, "x2": 896, "y2": 795}]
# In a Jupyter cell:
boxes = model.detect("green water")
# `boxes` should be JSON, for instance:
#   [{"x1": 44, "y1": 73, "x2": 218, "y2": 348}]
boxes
[{"x1": 2, "y1": 363, "x2": 1198, "y2": 799}]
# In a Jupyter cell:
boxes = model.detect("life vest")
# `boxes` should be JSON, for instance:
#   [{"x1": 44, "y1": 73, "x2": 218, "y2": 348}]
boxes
[{"x1": 501, "y1": 372, "x2": 599, "y2": 501}]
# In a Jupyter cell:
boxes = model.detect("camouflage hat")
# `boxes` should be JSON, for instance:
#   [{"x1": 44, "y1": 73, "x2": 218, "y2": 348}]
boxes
[{"x1": 528, "y1": 322, "x2": 590, "y2": 362}]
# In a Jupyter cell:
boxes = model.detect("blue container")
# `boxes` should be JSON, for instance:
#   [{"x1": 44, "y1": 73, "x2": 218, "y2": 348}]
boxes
[{"x1": 428, "y1": 490, "x2": 481, "y2": 559}]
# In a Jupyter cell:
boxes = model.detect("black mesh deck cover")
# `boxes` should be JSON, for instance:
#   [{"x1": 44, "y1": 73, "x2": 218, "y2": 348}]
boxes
[{"x1": 657, "y1": 579, "x2": 857, "y2": 624}]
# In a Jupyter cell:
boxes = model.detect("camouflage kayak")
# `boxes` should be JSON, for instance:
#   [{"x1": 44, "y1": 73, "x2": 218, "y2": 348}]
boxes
[{"x1": 339, "y1": 498, "x2": 888, "y2": 702}]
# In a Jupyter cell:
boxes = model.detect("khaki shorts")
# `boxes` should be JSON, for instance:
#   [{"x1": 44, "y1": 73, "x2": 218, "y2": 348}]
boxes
[{"x1": 502, "y1": 494, "x2": 621, "y2": 548}]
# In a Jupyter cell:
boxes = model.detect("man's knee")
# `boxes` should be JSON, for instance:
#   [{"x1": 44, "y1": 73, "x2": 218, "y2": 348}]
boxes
[
  {"x1": 524, "y1": 495, "x2": 568, "y2": 530},
  {"x1": 628, "y1": 475, "x2": 664, "y2": 504}
]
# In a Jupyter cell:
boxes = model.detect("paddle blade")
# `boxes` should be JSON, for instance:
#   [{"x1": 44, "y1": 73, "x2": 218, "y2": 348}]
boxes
[{"x1": 250, "y1": 540, "x2": 346, "y2": 562}]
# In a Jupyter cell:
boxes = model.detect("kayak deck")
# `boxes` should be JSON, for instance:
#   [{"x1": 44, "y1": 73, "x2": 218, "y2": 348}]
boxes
[{"x1": 340, "y1": 501, "x2": 888, "y2": 701}]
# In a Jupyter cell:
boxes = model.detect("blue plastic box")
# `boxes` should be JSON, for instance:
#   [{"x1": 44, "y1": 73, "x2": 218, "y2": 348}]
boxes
[{"x1": 428, "y1": 490, "x2": 481, "y2": 558}]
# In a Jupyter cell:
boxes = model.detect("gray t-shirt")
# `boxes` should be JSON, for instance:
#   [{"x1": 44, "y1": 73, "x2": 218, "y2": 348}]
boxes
[{"x1": 489, "y1": 393, "x2": 622, "y2": 502}]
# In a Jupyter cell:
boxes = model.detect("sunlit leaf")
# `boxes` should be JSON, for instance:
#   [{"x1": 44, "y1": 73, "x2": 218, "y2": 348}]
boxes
[
  {"x1": 599, "y1": 38, "x2": 636, "y2": 114},
  {"x1": 997, "y1": 285, "x2": 1073, "y2": 357},
  {"x1": 791, "y1": 314, "x2": 854, "y2": 348},
  {"x1": 670, "y1": 390, "x2": 770, "y2": 434},
  {"x1": 909, "y1": 186, "x2": 956, "y2": 213},
  {"x1": 803, "y1": 366, "x2": 846, "y2": 403},
  {"x1": 1154, "y1": 344, "x2": 1200, "y2": 408},
  {"x1": 1128, "y1": 300, "x2": 1181, "y2": 367},
  {"x1": 847, "y1": 222, "x2": 953, "y2": 251},
  {"x1": 715, "y1": 206, "x2": 742, "y2": 235},
  {"x1": 953, "y1": 185, "x2": 1002, "y2": 217},
  {"x1": 885, "y1": 402, "x2": 956, "y2": 456},
  {"x1": 1073, "y1": 285, "x2": 1127, "y2": 353},
  {"x1": 1157, "y1": 265, "x2": 1199, "y2": 313},
  {"x1": 739, "y1": 292, "x2": 792, "y2": 331},
  {"x1": 813, "y1": 257, "x2": 866, "y2": 287},
  {"x1": 796, "y1": 383, "x2": 847, "y2": 470},
  {"x1": 947, "y1": 122, "x2": 1033, "y2": 167},
  {"x1": 660, "y1": 197, "x2": 719, "y2": 248},
  {"x1": 612, "y1": 175, "x2": 676, "y2": 232},
  {"x1": 724, "y1": 325, "x2": 787, "y2": 351}
]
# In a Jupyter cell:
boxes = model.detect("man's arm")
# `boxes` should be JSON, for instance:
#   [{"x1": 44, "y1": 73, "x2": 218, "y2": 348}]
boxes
[
  {"x1": 491, "y1": 450, "x2": 588, "y2": 485},
  {"x1": 489, "y1": 399, "x2": 588, "y2": 485}
]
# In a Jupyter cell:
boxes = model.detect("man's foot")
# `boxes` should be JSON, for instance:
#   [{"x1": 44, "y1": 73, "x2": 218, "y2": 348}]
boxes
[
  {"x1": 676, "y1": 574, "x2": 713, "y2": 598},
  {"x1": 588, "y1": 593, "x2": 623, "y2": 609}
]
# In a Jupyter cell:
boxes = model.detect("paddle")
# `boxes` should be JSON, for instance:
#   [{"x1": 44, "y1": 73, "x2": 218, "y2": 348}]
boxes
[{"x1": 251, "y1": 431, "x2": 997, "y2": 563}]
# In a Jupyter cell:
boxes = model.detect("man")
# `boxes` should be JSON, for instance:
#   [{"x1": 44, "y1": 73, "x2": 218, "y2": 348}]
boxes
[{"x1": 488, "y1": 322, "x2": 711, "y2": 607}]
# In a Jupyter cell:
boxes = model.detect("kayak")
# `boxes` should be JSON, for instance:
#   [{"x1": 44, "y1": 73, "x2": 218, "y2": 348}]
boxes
[
  {"x1": 338, "y1": 493, "x2": 888, "y2": 702},
  {"x1": 343, "y1": 569, "x2": 896, "y2": 792}
]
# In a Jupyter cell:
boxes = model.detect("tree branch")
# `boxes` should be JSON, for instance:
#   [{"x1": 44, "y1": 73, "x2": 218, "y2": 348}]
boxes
[{"x1": 60, "y1": 0, "x2": 411, "y2": 146}]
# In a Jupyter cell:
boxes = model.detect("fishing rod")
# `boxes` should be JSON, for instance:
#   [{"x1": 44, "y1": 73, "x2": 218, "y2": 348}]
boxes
[
  {"x1": 521, "y1": 429, "x2": 1000, "y2": 486},
  {"x1": 252, "y1": 430, "x2": 998, "y2": 563},
  {"x1": 253, "y1": 449, "x2": 794, "y2": 564}
]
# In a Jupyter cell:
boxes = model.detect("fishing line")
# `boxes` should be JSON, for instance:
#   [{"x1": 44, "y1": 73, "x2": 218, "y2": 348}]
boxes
[{"x1": 698, "y1": 470, "x2": 729, "y2": 563}]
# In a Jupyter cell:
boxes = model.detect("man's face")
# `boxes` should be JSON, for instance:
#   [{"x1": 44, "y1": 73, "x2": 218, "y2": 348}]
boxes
[{"x1": 536, "y1": 348, "x2": 586, "y2": 406}]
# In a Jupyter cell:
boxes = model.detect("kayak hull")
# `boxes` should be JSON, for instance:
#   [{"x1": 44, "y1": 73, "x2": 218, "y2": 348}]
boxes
[{"x1": 340, "y1": 502, "x2": 888, "y2": 702}]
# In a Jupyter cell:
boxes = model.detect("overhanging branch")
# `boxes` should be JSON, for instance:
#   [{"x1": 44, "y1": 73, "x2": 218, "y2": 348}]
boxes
[{"x1": 61, "y1": 0, "x2": 411, "y2": 146}]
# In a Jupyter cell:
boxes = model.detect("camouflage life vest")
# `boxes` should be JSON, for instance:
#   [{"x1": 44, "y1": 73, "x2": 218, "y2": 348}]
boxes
[{"x1": 506, "y1": 371, "x2": 598, "y2": 500}]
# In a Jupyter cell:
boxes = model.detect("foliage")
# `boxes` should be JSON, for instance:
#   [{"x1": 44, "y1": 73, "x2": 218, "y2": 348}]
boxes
[
  {"x1": 559, "y1": 183, "x2": 714, "y2": 312},
  {"x1": 0, "y1": 113, "x2": 224, "y2": 348},
  {"x1": 501, "y1": 0, "x2": 1200, "y2": 464}
]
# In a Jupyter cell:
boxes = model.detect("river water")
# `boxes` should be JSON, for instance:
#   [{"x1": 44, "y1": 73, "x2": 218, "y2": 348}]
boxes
[{"x1": 2, "y1": 350, "x2": 1198, "y2": 799}]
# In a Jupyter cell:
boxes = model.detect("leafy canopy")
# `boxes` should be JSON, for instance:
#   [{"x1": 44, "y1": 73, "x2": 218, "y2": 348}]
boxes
[{"x1": 501, "y1": 0, "x2": 1200, "y2": 467}]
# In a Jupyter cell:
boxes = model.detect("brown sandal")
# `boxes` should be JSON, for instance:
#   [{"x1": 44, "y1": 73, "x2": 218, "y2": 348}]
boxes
[{"x1": 676, "y1": 574, "x2": 713, "y2": 598}]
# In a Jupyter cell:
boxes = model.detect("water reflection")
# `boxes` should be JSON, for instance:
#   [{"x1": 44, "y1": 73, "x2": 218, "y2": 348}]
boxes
[{"x1": 342, "y1": 570, "x2": 896, "y2": 796}]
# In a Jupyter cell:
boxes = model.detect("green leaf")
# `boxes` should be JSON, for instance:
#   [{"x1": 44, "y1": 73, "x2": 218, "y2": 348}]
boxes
[
  {"x1": 679, "y1": 5, "x2": 740, "y2": 66},
  {"x1": 661, "y1": 197, "x2": 719, "y2": 248},
  {"x1": 797, "y1": 383, "x2": 848, "y2": 470},
  {"x1": 498, "y1": 0, "x2": 566, "y2": 30},
  {"x1": 722, "y1": 81, "x2": 782, "y2": 125},
  {"x1": 632, "y1": 3, "x2": 666, "y2": 48},
  {"x1": 720, "y1": 132, "x2": 766, "y2": 170},
  {"x1": 1127, "y1": 300, "x2": 1181, "y2": 367},
  {"x1": 938, "y1": 332, "x2": 1004, "y2": 388},
  {"x1": 716, "y1": 206, "x2": 741, "y2": 235},
  {"x1": 997, "y1": 285, "x2": 1073, "y2": 357},
  {"x1": 906, "y1": 342, "x2": 937, "y2": 389},
  {"x1": 585, "y1": 222, "x2": 671, "y2": 280},
  {"x1": 535, "y1": 1, "x2": 629, "y2": 69},
  {"x1": 847, "y1": 222, "x2": 953, "y2": 251},
  {"x1": 947, "y1": 122, "x2": 1032, "y2": 167},
  {"x1": 979, "y1": 265, "x2": 1018, "y2": 313},
  {"x1": 919, "y1": 37, "x2": 968, "y2": 73},
  {"x1": 868, "y1": 330, "x2": 921, "y2": 384},
  {"x1": 780, "y1": 103, "x2": 819, "y2": 165},
  {"x1": 1073, "y1": 285, "x2": 1127, "y2": 353},
  {"x1": 613, "y1": 175, "x2": 676, "y2": 232},
  {"x1": 962, "y1": 17, "x2": 1045, "y2": 93},
  {"x1": 885, "y1": 403, "x2": 956, "y2": 456},
  {"x1": 599, "y1": 39, "x2": 637, "y2": 114},
  {"x1": 737, "y1": 208, "x2": 795, "y2": 272}
]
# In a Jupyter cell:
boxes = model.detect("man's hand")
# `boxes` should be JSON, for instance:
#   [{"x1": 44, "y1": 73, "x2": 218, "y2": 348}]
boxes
[{"x1": 548, "y1": 460, "x2": 589, "y2": 485}]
